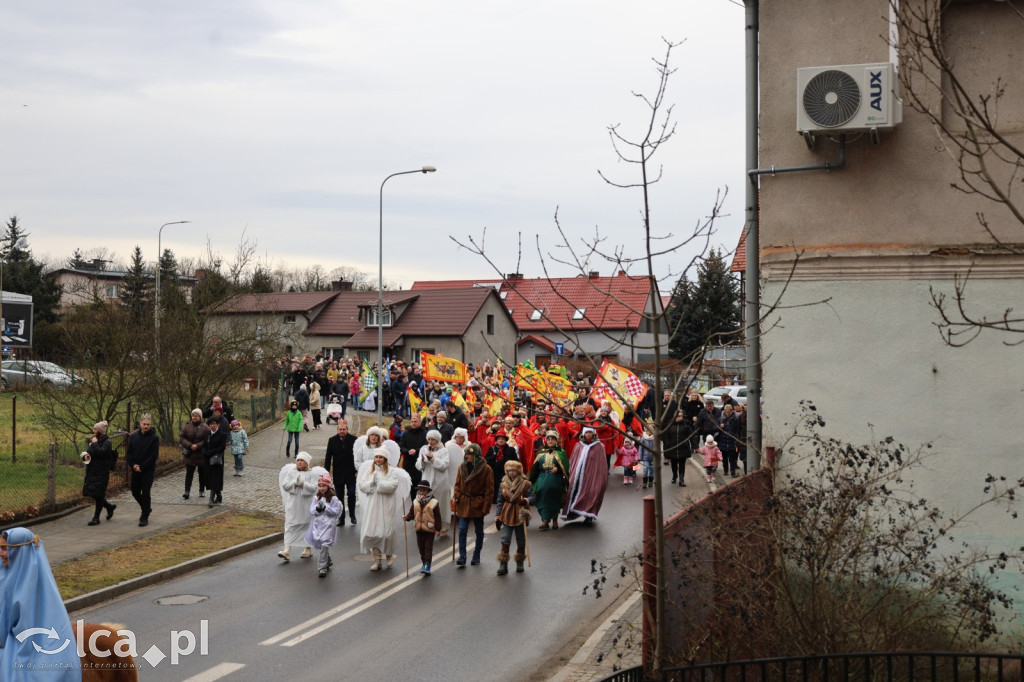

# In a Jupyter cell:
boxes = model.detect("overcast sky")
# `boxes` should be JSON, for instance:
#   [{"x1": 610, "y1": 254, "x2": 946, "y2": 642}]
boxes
[{"x1": 0, "y1": 1, "x2": 746, "y2": 290}]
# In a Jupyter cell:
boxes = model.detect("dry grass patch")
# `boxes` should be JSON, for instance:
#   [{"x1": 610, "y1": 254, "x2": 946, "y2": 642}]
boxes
[{"x1": 53, "y1": 510, "x2": 281, "y2": 600}]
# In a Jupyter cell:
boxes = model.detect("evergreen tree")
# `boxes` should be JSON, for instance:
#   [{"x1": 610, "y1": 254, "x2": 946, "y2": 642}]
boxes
[
  {"x1": 120, "y1": 245, "x2": 152, "y2": 319},
  {"x1": 2, "y1": 216, "x2": 62, "y2": 324},
  {"x1": 249, "y1": 264, "x2": 275, "y2": 293},
  {"x1": 68, "y1": 248, "x2": 87, "y2": 269},
  {"x1": 668, "y1": 248, "x2": 741, "y2": 360}
]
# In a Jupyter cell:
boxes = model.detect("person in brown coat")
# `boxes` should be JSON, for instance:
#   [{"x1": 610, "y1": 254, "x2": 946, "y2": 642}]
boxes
[
  {"x1": 179, "y1": 408, "x2": 211, "y2": 499},
  {"x1": 452, "y1": 442, "x2": 493, "y2": 567}
]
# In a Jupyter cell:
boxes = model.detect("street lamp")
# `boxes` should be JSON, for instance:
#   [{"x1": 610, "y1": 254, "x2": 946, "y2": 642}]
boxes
[
  {"x1": 154, "y1": 221, "x2": 191, "y2": 358},
  {"x1": 0, "y1": 236, "x2": 28, "y2": 387},
  {"x1": 377, "y1": 166, "x2": 436, "y2": 425}
]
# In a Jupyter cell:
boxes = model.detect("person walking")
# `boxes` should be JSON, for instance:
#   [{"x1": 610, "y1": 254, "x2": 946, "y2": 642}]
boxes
[
  {"x1": 357, "y1": 446, "x2": 412, "y2": 571},
  {"x1": 717, "y1": 404, "x2": 742, "y2": 477},
  {"x1": 494, "y1": 460, "x2": 534, "y2": 575},
  {"x1": 309, "y1": 381, "x2": 323, "y2": 430},
  {"x1": 83, "y1": 420, "x2": 116, "y2": 526},
  {"x1": 278, "y1": 452, "x2": 318, "y2": 561},
  {"x1": 452, "y1": 442, "x2": 493, "y2": 567},
  {"x1": 126, "y1": 413, "x2": 159, "y2": 527},
  {"x1": 416, "y1": 430, "x2": 452, "y2": 534},
  {"x1": 305, "y1": 473, "x2": 341, "y2": 578},
  {"x1": 204, "y1": 416, "x2": 228, "y2": 507},
  {"x1": 324, "y1": 420, "x2": 358, "y2": 526},
  {"x1": 180, "y1": 408, "x2": 210, "y2": 499},
  {"x1": 528, "y1": 430, "x2": 569, "y2": 530},
  {"x1": 229, "y1": 419, "x2": 250, "y2": 476},
  {"x1": 403, "y1": 481, "x2": 443, "y2": 576},
  {"x1": 283, "y1": 400, "x2": 303, "y2": 458},
  {"x1": 562, "y1": 427, "x2": 609, "y2": 526}
]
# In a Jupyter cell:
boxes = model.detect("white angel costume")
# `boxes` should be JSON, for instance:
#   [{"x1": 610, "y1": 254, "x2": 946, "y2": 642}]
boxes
[
  {"x1": 279, "y1": 456, "x2": 325, "y2": 548},
  {"x1": 416, "y1": 438, "x2": 452, "y2": 533},
  {"x1": 353, "y1": 426, "x2": 388, "y2": 470},
  {"x1": 356, "y1": 441, "x2": 411, "y2": 556}
]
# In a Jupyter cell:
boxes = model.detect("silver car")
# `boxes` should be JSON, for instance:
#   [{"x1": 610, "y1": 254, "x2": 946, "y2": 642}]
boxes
[{"x1": 1, "y1": 360, "x2": 82, "y2": 389}]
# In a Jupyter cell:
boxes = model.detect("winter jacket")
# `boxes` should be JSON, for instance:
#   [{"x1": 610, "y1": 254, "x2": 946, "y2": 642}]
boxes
[
  {"x1": 717, "y1": 413, "x2": 742, "y2": 453},
  {"x1": 179, "y1": 420, "x2": 211, "y2": 467},
  {"x1": 696, "y1": 409, "x2": 720, "y2": 437},
  {"x1": 399, "y1": 425, "x2": 429, "y2": 482},
  {"x1": 229, "y1": 428, "x2": 250, "y2": 456},
  {"x1": 405, "y1": 496, "x2": 442, "y2": 533},
  {"x1": 295, "y1": 386, "x2": 310, "y2": 411},
  {"x1": 698, "y1": 445, "x2": 722, "y2": 468},
  {"x1": 205, "y1": 427, "x2": 228, "y2": 465},
  {"x1": 496, "y1": 476, "x2": 535, "y2": 526},
  {"x1": 126, "y1": 427, "x2": 160, "y2": 472},
  {"x1": 284, "y1": 409, "x2": 304, "y2": 433},
  {"x1": 82, "y1": 435, "x2": 114, "y2": 498},
  {"x1": 453, "y1": 460, "x2": 494, "y2": 518},
  {"x1": 616, "y1": 443, "x2": 639, "y2": 468},
  {"x1": 324, "y1": 433, "x2": 357, "y2": 483},
  {"x1": 639, "y1": 436, "x2": 655, "y2": 463},
  {"x1": 309, "y1": 383, "x2": 321, "y2": 410}
]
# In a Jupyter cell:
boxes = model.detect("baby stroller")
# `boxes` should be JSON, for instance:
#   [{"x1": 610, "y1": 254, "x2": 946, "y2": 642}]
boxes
[{"x1": 325, "y1": 395, "x2": 344, "y2": 425}]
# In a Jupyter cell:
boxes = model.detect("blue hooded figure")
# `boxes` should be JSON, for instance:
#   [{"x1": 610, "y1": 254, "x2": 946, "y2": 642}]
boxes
[{"x1": 0, "y1": 527, "x2": 82, "y2": 681}]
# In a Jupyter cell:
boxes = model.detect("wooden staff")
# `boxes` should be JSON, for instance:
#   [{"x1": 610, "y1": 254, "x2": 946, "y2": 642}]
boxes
[
  {"x1": 522, "y1": 505, "x2": 532, "y2": 568},
  {"x1": 403, "y1": 493, "x2": 411, "y2": 573},
  {"x1": 451, "y1": 513, "x2": 457, "y2": 561}
]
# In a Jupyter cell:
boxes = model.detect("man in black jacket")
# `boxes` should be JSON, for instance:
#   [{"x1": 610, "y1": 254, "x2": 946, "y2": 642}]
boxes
[
  {"x1": 399, "y1": 413, "x2": 429, "y2": 493},
  {"x1": 324, "y1": 420, "x2": 358, "y2": 525},
  {"x1": 444, "y1": 401, "x2": 470, "y2": 431},
  {"x1": 127, "y1": 414, "x2": 160, "y2": 527}
]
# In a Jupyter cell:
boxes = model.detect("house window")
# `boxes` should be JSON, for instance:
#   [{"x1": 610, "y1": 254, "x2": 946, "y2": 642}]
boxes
[
  {"x1": 105, "y1": 284, "x2": 118, "y2": 299},
  {"x1": 367, "y1": 307, "x2": 393, "y2": 327},
  {"x1": 283, "y1": 315, "x2": 296, "y2": 324},
  {"x1": 499, "y1": 291, "x2": 508, "y2": 300},
  {"x1": 572, "y1": 308, "x2": 586, "y2": 320},
  {"x1": 357, "y1": 350, "x2": 370, "y2": 363},
  {"x1": 410, "y1": 348, "x2": 436, "y2": 364},
  {"x1": 486, "y1": 314, "x2": 494, "y2": 335},
  {"x1": 529, "y1": 309, "x2": 543, "y2": 321}
]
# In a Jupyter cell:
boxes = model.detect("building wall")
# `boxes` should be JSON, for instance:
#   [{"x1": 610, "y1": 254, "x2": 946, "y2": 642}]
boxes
[
  {"x1": 759, "y1": 0, "x2": 1024, "y2": 605},
  {"x1": 462, "y1": 295, "x2": 518, "y2": 367},
  {"x1": 203, "y1": 313, "x2": 311, "y2": 355}
]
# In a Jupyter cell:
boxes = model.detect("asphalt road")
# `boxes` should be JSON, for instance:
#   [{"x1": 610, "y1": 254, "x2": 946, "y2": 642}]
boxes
[{"x1": 73, "y1": 474, "x2": 687, "y2": 682}]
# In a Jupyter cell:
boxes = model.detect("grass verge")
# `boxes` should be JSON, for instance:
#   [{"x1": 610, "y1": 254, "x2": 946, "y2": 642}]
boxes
[{"x1": 52, "y1": 510, "x2": 281, "y2": 600}]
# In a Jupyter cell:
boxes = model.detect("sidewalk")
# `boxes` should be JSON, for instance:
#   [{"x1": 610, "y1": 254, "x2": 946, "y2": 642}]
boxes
[{"x1": 33, "y1": 410, "x2": 375, "y2": 565}]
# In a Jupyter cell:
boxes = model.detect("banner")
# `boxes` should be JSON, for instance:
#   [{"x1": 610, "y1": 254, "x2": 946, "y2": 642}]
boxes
[
  {"x1": 515, "y1": 362, "x2": 548, "y2": 395},
  {"x1": 546, "y1": 372, "x2": 573, "y2": 400},
  {"x1": 359, "y1": 360, "x2": 378, "y2": 405},
  {"x1": 450, "y1": 388, "x2": 467, "y2": 409},
  {"x1": 420, "y1": 352, "x2": 468, "y2": 384},
  {"x1": 590, "y1": 360, "x2": 650, "y2": 418},
  {"x1": 407, "y1": 385, "x2": 427, "y2": 417}
]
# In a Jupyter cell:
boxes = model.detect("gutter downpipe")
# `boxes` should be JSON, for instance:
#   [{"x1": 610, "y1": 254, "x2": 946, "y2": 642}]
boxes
[{"x1": 744, "y1": 0, "x2": 763, "y2": 470}]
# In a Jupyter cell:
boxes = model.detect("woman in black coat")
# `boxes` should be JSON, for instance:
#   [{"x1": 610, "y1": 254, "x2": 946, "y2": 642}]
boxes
[
  {"x1": 204, "y1": 416, "x2": 228, "y2": 507},
  {"x1": 663, "y1": 409, "x2": 692, "y2": 487},
  {"x1": 83, "y1": 420, "x2": 116, "y2": 526}
]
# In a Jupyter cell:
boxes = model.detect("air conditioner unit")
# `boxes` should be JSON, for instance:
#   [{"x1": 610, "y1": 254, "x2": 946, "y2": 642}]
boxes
[{"x1": 796, "y1": 63, "x2": 902, "y2": 134}]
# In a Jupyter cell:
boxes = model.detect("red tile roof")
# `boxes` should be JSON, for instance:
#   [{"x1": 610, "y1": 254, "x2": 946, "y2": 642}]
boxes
[
  {"x1": 412, "y1": 273, "x2": 654, "y2": 332},
  {"x1": 517, "y1": 333, "x2": 557, "y2": 352},
  {"x1": 731, "y1": 230, "x2": 746, "y2": 273},
  {"x1": 211, "y1": 291, "x2": 338, "y2": 314}
]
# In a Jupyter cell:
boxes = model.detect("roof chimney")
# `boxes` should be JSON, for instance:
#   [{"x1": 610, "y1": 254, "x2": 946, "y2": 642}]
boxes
[
  {"x1": 331, "y1": 279, "x2": 353, "y2": 291},
  {"x1": 617, "y1": 269, "x2": 626, "y2": 277},
  {"x1": 588, "y1": 270, "x2": 600, "y2": 279}
]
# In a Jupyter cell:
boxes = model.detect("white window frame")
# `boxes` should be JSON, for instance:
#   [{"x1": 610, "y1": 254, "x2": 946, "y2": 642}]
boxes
[
  {"x1": 367, "y1": 307, "x2": 393, "y2": 327},
  {"x1": 572, "y1": 307, "x2": 586, "y2": 320},
  {"x1": 105, "y1": 283, "x2": 119, "y2": 299}
]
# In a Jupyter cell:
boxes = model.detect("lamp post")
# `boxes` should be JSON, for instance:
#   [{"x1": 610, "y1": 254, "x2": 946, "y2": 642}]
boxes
[
  {"x1": 154, "y1": 221, "x2": 191, "y2": 359},
  {"x1": 0, "y1": 236, "x2": 28, "y2": 387},
  {"x1": 377, "y1": 166, "x2": 436, "y2": 425}
]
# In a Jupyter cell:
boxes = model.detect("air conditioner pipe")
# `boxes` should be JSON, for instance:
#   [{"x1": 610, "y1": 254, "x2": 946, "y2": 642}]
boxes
[{"x1": 748, "y1": 134, "x2": 846, "y2": 177}]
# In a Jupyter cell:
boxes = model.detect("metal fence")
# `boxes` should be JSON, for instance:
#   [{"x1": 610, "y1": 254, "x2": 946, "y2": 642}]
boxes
[
  {"x1": 0, "y1": 389, "x2": 283, "y2": 524},
  {"x1": 661, "y1": 652, "x2": 1024, "y2": 682}
]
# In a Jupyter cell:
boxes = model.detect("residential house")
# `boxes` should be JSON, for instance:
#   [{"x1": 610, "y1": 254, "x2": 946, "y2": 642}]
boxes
[
  {"x1": 411, "y1": 270, "x2": 667, "y2": 366},
  {"x1": 757, "y1": 0, "x2": 1023, "y2": 583},
  {"x1": 206, "y1": 285, "x2": 518, "y2": 367},
  {"x1": 49, "y1": 259, "x2": 198, "y2": 309}
]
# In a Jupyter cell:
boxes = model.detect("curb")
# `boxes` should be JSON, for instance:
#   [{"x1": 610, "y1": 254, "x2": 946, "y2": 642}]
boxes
[{"x1": 64, "y1": 531, "x2": 284, "y2": 613}]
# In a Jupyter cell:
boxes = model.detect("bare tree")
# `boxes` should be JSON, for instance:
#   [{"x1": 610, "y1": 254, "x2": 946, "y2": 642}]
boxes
[{"x1": 892, "y1": 0, "x2": 1024, "y2": 344}]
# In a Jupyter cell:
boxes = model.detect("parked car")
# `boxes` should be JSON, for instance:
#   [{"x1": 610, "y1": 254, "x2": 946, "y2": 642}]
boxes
[
  {"x1": 702, "y1": 385, "x2": 747, "y2": 407},
  {"x1": 0, "y1": 360, "x2": 83, "y2": 389}
]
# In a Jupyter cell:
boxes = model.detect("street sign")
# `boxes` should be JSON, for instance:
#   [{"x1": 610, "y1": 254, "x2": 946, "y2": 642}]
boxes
[{"x1": 554, "y1": 342, "x2": 564, "y2": 356}]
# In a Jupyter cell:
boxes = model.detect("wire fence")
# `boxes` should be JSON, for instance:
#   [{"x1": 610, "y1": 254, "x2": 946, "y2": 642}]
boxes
[{"x1": 0, "y1": 389, "x2": 284, "y2": 524}]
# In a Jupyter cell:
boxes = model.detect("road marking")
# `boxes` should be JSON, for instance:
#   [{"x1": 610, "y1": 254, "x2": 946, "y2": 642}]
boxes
[
  {"x1": 181, "y1": 662, "x2": 245, "y2": 681},
  {"x1": 259, "y1": 570, "x2": 407, "y2": 645},
  {"x1": 279, "y1": 555, "x2": 454, "y2": 647},
  {"x1": 549, "y1": 590, "x2": 641, "y2": 682}
]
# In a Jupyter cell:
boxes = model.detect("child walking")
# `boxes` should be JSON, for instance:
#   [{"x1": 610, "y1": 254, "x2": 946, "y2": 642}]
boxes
[
  {"x1": 639, "y1": 426, "x2": 656, "y2": 489},
  {"x1": 404, "y1": 481, "x2": 443, "y2": 576},
  {"x1": 697, "y1": 435, "x2": 723, "y2": 484},
  {"x1": 229, "y1": 419, "x2": 250, "y2": 476},
  {"x1": 616, "y1": 439, "x2": 639, "y2": 486},
  {"x1": 305, "y1": 473, "x2": 341, "y2": 577}
]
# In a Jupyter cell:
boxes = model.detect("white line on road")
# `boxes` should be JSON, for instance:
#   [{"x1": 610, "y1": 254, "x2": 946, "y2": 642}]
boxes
[
  {"x1": 548, "y1": 590, "x2": 641, "y2": 682},
  {"x1": 181, "y1": 662, "x2": 246, "y2": 681},
  {"x1": 259, "y1": 570, "x2": 408, "y2": 645},
  {"x1": 280, "y1": 555, "x2": 454, "y2": 647}
]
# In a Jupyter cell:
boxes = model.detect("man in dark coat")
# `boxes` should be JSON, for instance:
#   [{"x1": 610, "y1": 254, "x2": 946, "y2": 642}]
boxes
[
  {"x1": 398, "y1": 412, "x2": 429, "y2": 492},
  {"x1": 434, "y1": 410, "x2": 455, "y2": 443},
  {"x1": 717, "y1": 404, "x2": 743, "y2": 478},
  {"x1": 295, "y1": 384, "x2": 311, "y2": 432},
  {"x1": 127, "y1": 413, "x2": 160, "y2": 526},
  {"x1": 202, "y1": 395, "x2": 234, "y2": 427},
  {"x1": 444, "y1": 401, "x2": 470, "y2": 431},
  {"x1": 324, "y1": 420, "x2": 358, "y2": 525},
  {"x1": 484, "y1": 432, "x2": 518, "y2": 503},
  {"x1": 452, "y1": 443, "x2": 494, "y2": 567}
]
